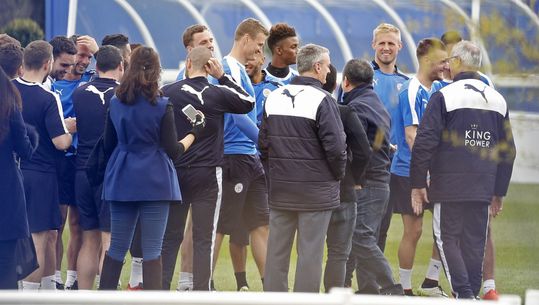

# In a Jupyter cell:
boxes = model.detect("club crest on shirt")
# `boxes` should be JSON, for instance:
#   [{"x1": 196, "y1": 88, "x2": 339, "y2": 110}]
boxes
[{"x1": 263, "y1": 88, "x2": 271, "y2": 97}]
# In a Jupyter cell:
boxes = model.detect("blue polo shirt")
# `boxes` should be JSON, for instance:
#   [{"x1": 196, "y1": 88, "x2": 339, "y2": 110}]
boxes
[
  {"x1": 264, "y1": 67, "x2": 298, "y2": 85},
  {"x1": 391, "y1": 77, "x2": 443, "y2": 177},
  {"x1": 371, "y1": 61, "x2": 409, "y2": 145},
  {"x1": 253, "y1": 71, "x2": 281, "y2": 126}
]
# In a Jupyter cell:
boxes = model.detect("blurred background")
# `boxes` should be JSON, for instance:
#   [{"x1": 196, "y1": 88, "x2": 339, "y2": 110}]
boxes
[{"x1": 2, "y1": 0, "x2": 538, "y2": 183}]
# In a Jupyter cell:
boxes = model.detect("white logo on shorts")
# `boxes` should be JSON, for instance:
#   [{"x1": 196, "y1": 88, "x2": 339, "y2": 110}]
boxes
[{"x1": 234, "y1": 183, "x2": 243, "y2": 193}]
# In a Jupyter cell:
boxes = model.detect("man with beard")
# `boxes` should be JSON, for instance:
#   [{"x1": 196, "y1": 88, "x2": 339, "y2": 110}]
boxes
[
  {"x1": 52, "y1": 34, "x2": 99, "y2": 290},
  {"x1": 264, "y1": 23, "x2": 299, "y2": 85},
  {"x1": 44, "y1": 36, "x2": 77, "y2": 92},
  {"x1": 391, "y1": 38, "x2": 448, "y2": 297}
]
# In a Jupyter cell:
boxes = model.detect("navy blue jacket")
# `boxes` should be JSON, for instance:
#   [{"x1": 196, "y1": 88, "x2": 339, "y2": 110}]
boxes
[
  {"x1": 0, "y1": 109, "x2": 38, "y2": 240},
  {"x1": 259, "y1": 76, "x2": 347, "y2": 211},
  {"x1": 410, "y1": 72, "x2": 516, "y2": 203},
  {"x1": 103, "y1": 95, "x2": 182, "y2": 202},
  {"x1": 342, "y1": 83, "x2": 392, "y2": 185}
]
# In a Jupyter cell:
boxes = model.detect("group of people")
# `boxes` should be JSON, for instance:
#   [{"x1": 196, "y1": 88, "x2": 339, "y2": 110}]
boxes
[{"x1": 0, "y1": 17, "x2": 515, "y2": 300}]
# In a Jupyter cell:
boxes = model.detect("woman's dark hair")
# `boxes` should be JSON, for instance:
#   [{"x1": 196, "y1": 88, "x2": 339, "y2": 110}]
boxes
[
  {"x1": 0, "y1": 65, "x2": 22, "y2": 141},
  {"x1": 115, "y1": 46, "x2": 161, "y2": 105}
]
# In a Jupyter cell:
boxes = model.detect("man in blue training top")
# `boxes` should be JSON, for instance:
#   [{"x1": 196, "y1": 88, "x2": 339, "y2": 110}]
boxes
[
  {"x1": 245, "y1": 52, "x2": 281, "y2": 127},
  {"x1": 52, "y1": 34, "x2": 99, "y2": 290},
  {"x1": 392, "y1": 38, "x2": 448, "y2": 297},
  {"x1": 213, "y1": 18, "x2": 270, "y2": 292},
  {"x1": 264, "y1": 23, "x2": 299, "y2": 85}
]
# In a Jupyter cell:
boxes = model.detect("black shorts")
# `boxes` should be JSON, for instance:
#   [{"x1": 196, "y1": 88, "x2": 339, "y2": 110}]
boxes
[
  {"x1": 75, "y1": 170, "x2": 110, "y2": 232},
  {"x1": 22, "y1": 169, "x2": 62, "y2": 233},
  {"x1": 390, "y1": 174, "x2": 432, "y2": 215},
  {"x1": 57, "y1": 155, "x2": 76, "y2": 205},
  {"x1": 217, "y1": 154, "x2": 269, "y2": 246}
]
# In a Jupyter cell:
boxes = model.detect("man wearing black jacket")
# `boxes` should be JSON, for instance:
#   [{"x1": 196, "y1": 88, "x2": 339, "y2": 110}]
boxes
[
  {"x1": 341, "y1": 58, "x2": 402, "y2": 295},
  {"x1": 260, "y1": 44, "x2": 347, "y2": 292},
  {"x1": 161, "y1": 46, "x2": 254, "y2": 291},
  {"x1": 410, "y1": 41, "x2": 516, "y2": 299}
]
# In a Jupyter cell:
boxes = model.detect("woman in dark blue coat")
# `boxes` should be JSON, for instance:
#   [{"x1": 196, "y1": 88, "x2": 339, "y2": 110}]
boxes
[
  {"x1": 0, "y1": 66, "x2": 38, "y2": 289},
  {"x1": 99, "y1": 46, "x2": 203, "y2": 290}
]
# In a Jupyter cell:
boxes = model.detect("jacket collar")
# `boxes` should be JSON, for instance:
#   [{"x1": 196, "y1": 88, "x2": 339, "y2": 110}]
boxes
[
  {"x1": 290, "y1": 76, "x2": 323, "y2": 88},
  {"x1": 453, "y1": 71, "x2": 483, "y2": 82},
  {"x1": 342, "y1": 83, "x2": 373, "y2": 104}
]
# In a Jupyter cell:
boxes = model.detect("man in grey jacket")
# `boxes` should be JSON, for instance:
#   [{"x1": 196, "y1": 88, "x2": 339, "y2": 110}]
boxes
[{"x1": 260, "y1": 44, "x2": 347, "y2": 292}]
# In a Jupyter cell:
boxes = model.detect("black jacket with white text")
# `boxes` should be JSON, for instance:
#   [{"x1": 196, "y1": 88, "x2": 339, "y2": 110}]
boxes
[{"x1": 410, "y1": 72, "x2": 516, "y2": 203}]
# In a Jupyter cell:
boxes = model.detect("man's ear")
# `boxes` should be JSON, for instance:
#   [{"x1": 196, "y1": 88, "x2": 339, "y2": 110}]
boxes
[{"x1": 342, "y1": 76, "x2": 349, "y2": 89}]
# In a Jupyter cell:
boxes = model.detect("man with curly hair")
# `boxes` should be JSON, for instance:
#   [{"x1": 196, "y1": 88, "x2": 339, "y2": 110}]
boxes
[{"x1": 265, "y1": 23, "x2": 299, "y2": 85}]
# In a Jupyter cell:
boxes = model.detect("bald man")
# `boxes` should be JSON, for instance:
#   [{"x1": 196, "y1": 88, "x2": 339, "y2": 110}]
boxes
[{"x1": 162, "y1": 46, "x2": 255, "y2": 291}]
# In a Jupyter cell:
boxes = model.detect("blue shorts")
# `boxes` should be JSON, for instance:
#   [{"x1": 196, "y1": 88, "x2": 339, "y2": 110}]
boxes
[
  {"x1": 75, "y1": 170, "x2": 110, "y2": 232},
  {"x1": 22, "y1": 170, "x2": 62, "y2": 233},
  {"x1": 57, "y1": 155, "x2": 76, "y2": 206}
]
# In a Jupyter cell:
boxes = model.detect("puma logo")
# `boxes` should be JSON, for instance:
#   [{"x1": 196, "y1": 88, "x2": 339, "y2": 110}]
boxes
[
  {"x1": 464, "y1": 84, "x2": 488, "y2": 103},
  {"x1": 282, "y1": 88, "x2": 304, "y2": 108},
  {"x1": 85, "y1": 85, "x2": 114, "y2": 105},
  {"x1": 55, "y1": 88, "x2": 63, "y2": 96},
  {"x1": 181, "y1": 84, "x2": 209, "y2": 105}
]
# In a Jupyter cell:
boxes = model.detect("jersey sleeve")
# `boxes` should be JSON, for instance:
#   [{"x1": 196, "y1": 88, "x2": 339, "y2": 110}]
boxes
[
  {"x1": 400, "y1": 88, "x2": 419, "y2": 127},
  {"x1": 44, "y1": 93, "x2": 68, "y2": 139}
]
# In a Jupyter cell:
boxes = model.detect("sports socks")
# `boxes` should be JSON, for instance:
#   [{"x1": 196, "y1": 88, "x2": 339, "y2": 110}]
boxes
[
  {"x1": 40, "y1": 275, "x2": 56, "y2": 290},
  {"x1": 21, "y1": 281, "x2": 40, "y2": 290},
  {"x1": 421, "y1": 258, "x2": 442, "y2": 288},
  {"x1": 234, "y1": 271, "x2": 248, "y2": 290},
  {"x1": 54, "y1": 270, "x2": 63, "y2": 285},
  {"x1": 177, "y1": 272, "x2": 193, "y2": 291},
  {"x1": 128, "y1": 257, "x2": 143, "y2": 287},
  {"x1": 65, "y1": 270, "x2": 77, "y2": 288},
  {"x1": 399, "y1": 268, "x2": 412, "y2": 291},
  {"x1": 483, "y1": 279, "x2": 496, "y2": 294}
]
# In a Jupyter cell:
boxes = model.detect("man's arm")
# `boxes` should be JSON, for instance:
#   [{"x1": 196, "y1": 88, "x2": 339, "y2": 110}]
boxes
[
  {"x1": 493, "y1": 110, "x2": 516, "y2": 197},
  {"x1": 317, "y1": 97, "x2": 347, "y2": 180},
  {"x1": 341, "y1": 106, "x2": 372, "y2": 184},
  {"x1": 410, "y1": 92, "x2": 446, "y2": 214}
]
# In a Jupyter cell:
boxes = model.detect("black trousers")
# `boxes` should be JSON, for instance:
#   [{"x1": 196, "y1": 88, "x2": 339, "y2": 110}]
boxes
[
  {"x1": 433, "y1": 201, "x2": 489, "y2": 299},
  {"x1": 173, "y1": 166, "x2": 222, "y2": 291},
  {"x1": 161, "y1": 202, "x2": 190, "y2": 290}
]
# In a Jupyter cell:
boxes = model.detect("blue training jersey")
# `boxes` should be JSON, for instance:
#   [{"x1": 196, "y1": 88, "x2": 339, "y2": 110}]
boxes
[
  {"x1": 371, "y1": 61, "x2": 409, "y2": 145},
  {"x1": 221, "y1": 55, "x2": 258, "y2": 155},
  {"x1": 391, "y1": 77, "x2": 443, "y2": 177},
  {"x1": 440, "y1": 71, "x2": 495, "y2": 89},
  {"x1": 52, "y1": 71, "x2": 94, "y2": 152},
  {"x1": 264, "y1": 67, "x2": 298, "y2": 85},
  {"x1": 253, "y1": 71, "x2": 281, "y2": 126}
]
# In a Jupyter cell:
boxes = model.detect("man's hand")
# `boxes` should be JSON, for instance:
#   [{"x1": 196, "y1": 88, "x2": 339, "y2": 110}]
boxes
[
  {"x1": 490, "y1": 196, "x2": 503, "y2": 217},
  {"x1": 411, "y1": 188, "x2": 429, "y2": 216},
  {"x1": 64, "y1": 117, "x2": 77, "y2": 134},
  {"x1": 389, "y1": 143, "x2": 398, "y2": 153},
  {"x1": 77, "y1": 35, "x2": 99, "y2": 54},
  {"x1": 205, "y1": 58, "x2": 224, "y2": 79}
]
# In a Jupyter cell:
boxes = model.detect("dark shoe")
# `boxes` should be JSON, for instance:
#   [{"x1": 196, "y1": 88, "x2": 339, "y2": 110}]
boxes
[
  {"x1": 143, "y1": 257, "x2": 162, "y2": 290},
  {"x1": 99, "y1": 253, "x2": 124, "y2": 290},
  {"x1": 55, "y1": 281, "x2": 65, "y2": 290},
  {"x1": 380, "y1": 283, "x2": 404, "y2": 296}
]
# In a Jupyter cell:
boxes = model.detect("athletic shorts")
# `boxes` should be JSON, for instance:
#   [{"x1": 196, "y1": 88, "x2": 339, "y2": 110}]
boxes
[
  {"x1": 217, "y1": 154, "x2": 269, "y2": 246},
  {"x1": 390, "y1": 174, "x2": 431, "y2": 215},
  {"x1": 22, "y1": 169, "x2": 62, "y2": 233},
  {"x1": 75, "y1": 170, "x2": 110, "y2": 232},
  {"x1": 57, "y1": 155, "x2": 76, "y2": 206}
]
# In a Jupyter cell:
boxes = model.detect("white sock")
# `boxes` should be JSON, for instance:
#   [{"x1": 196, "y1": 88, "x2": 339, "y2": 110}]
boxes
[
  {"x1": 425, "y1": 258, "x2": 442, "y2": 281},
  {"x1": 177, "y1": 272, "x2": 193, "y2": 290},
  {"x1": 65, "y1": 270, "x2": 77, "y2": 287},
  {"x1": 22, "y1": 281, "x2": 40, "y2": 290},
  {"x1": 483, "y1": 279, "x2": 496, "y2": 294},
  {"x1": 129, "y1": 257, "x2": 143, "y2": 287},
  {"x1": 40, "y1": 275, "x2": 56, "y2": 290},
  {"x1": 399, "y1": 268, "x2": 413, "y2": 290},
  {"x1": 91, "y1": 274, "x2": 99, "y2": 289},
  {"x1": 55, "y1": 270, "x2": 63, "y2": 284}
]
